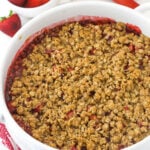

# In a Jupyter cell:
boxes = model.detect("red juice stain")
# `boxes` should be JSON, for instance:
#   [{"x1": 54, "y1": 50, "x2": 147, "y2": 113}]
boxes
[{"x1": 126, "y1": 23, "x2": 141, "y2": 35}]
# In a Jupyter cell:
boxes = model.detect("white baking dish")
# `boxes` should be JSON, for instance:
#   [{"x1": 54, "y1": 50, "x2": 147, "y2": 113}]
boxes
[{"x1": 0, "y1": 1, "x2": 150, "y2": 150}]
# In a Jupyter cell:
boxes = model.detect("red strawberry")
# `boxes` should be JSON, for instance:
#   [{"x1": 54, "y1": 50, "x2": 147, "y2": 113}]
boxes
[
  {"x1": 113, "y1": 0, "x2": 139, "y2": 9},
  {"x1": 8, "y1": 0, "x2": 27, "y2": 7},
  {"x1": 25, "y1": 0, "x2": 49, "y2": 8},
  {"x1": 0, "y1": 11, "x2": 21, "y2": 37}
]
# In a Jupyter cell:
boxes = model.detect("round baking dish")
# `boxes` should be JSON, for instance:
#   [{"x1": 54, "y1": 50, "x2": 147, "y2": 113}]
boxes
[
  {"x1": 0, "y1": 1, "x2": 150, "y2": 150},
  {"x1": 135, "y1": 2, "x2": 150, "y2": 18}
]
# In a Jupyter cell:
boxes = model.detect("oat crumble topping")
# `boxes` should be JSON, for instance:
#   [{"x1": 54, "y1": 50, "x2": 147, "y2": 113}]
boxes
[{"x1": 6, "y1": 19, "x2": 150, "y2": 150}]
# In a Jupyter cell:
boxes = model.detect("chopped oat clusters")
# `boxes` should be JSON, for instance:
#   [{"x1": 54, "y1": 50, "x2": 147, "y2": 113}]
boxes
[{"x1": 5, "y1": 19, "x2": 150, "y2": 150}]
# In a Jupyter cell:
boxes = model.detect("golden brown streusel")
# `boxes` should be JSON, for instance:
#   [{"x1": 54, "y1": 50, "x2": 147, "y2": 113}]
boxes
[{"x1": 6, "y1": 20, "x2": 150, "y2": 150}]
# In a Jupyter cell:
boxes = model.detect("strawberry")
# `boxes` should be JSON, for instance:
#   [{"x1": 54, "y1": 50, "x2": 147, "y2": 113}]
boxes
[
  {"x1": 113, "y1": 0, "x2": 139, "y2": 9},
  {"x1": 25, "y1": 0, "x2": 49, "y2": 8},
  {"x1": 0, "y1": 11, "x2": 21, "y2": 37},
  {"x1": 8, "y1": 0, "x2": 27, "y2": 7}
]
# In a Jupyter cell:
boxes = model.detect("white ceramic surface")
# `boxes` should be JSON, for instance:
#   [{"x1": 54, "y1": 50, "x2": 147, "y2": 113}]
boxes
[
  {"x1": 135, "y1": 2, "x2": 150, "y2": 18},
  {"x1": 0, "y1": 1, "x2": 150, "y2": 150}
]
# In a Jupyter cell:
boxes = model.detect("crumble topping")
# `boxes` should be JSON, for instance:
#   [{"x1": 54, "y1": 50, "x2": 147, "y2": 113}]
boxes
[{"x1": 6, "y1": 20, "x2": 150, "y2": 150}]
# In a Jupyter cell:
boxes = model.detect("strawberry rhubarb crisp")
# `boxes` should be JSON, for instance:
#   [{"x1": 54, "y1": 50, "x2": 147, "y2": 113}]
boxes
[{"x1": 5, "y1": 18, "x2": 150, "y2": 150}]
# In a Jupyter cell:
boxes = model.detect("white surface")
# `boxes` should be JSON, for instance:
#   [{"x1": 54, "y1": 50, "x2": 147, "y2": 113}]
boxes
[
  {"x1": 0, "y1": 0, "x2": 150, "y2": 150},
  {"x1": 0, "y1": 140, "x2": 8, "y2": 150},
  {"x1": 135, "y1": 2, "x2": 150, "y2": 18}
]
